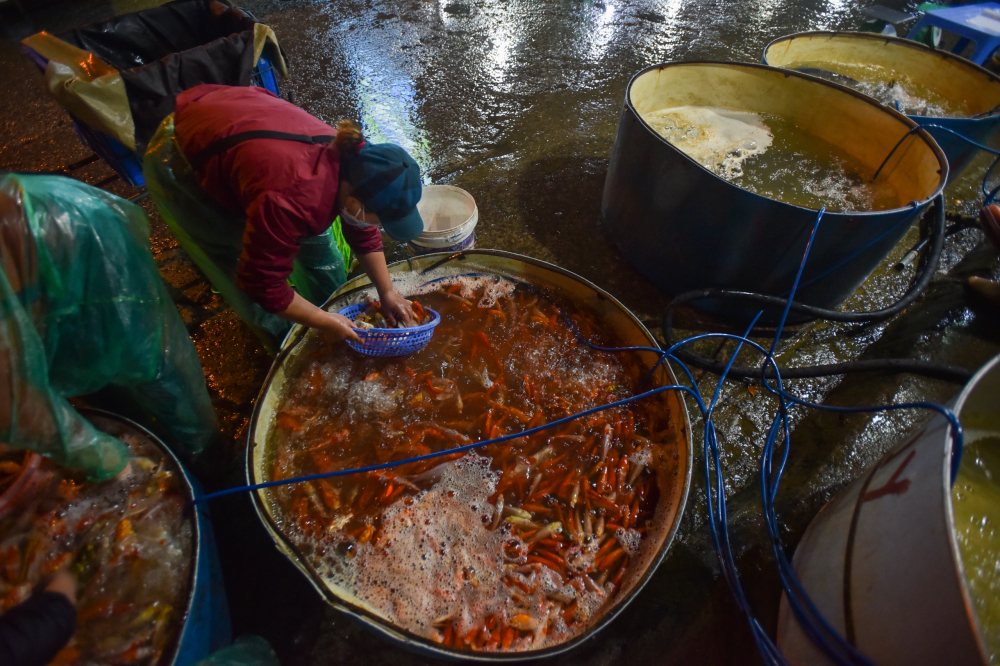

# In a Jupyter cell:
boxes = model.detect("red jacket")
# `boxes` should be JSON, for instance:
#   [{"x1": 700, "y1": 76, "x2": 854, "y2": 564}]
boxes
[{"x1": 174, "y1": 84, "x2": 382, "y2": 313}]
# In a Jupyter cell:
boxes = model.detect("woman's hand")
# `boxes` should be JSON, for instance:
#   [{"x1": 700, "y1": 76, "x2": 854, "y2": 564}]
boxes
[
  {"x1": 381, "y1": 290, "x2": 415, "y2": 327},
  {"x1": 316, "y1": 312, "x2": 363, "y2": 343},
  {"x1": 278, "y1": 294, "x2": 361, "y2": 343},
  {"x1": 355, "y1": 252, "x2": 414, "y2": 326}
]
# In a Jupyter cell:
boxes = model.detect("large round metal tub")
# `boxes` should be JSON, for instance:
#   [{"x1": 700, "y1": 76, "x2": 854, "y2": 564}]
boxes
[
  {"x1": 601, "y1": 62, "x2": 947, "y2": 319},
  {"x1": 79, "y1": 410, "x2": 231, "y2": 665},
  {"x1": 247, "y1": 250, "x2": 693, "y2": 661},
  {"x1": 763, "y1": 31, "x2": 1000, "y2": 185},
  {"x1": 776, "y1": 354, "x2": 1000, "y2": 666}
]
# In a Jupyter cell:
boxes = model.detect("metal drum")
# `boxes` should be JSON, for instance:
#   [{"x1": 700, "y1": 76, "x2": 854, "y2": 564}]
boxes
[
  {"x1": 763, "y1": 31, "x2": 1000, "y2": 185},
  {"x1": 776, "y1": 354, "x2": 1000, "y2": 666},
  {"x1": 248, "y1": 250, "x2": 693, "y2": 661},
  {"x1": 601, "y1": 62, "x2": 947, "y2": 320}
]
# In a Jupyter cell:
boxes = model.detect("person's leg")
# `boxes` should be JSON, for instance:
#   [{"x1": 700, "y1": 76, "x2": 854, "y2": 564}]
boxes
[{"x1": 965, "y1": 204, "x2": 1000, "y2": 306}]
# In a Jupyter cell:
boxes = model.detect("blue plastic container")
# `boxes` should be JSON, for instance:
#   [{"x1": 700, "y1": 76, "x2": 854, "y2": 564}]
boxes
[
  {"x1": 251, "y1": 53, "x2": 281, "y2": 97},
  {"x1": 70, "y1": 119, "x2": 147, "y2": 188},
  {"x1": 338, "y1": 303, "x2": 441, "y2": 357},
  {"x1": 22, "y1": 48, "x2": 281, "y2": 188},
  {"x1": 79, "y1": 409, "x2": 232, "y2": 664}
]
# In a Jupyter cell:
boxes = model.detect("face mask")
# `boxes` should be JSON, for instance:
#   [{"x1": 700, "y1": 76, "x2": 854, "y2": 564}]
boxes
[{"x1": 341, "y1": 203, "x2": 375, "y2": 228}]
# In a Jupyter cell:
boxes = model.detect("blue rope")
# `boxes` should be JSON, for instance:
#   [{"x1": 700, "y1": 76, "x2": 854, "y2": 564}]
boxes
[
  {"x1": 659, "y1": 204, "x2": 961, "y2": 666},
  {"x1": 754, "y1": 207, "x2": 877, "y2": 665},
  {"x1": 193, "y1": 382, "x2": 701, "y2": 504},
  {"x1": 982, "y1": 154, "x2": 1000, "y2": 205},
  {"x1": 918, "y1": 123, "x2": 1000, "y2": 206},
  {"x1": 751, "y1": 205, "x2": 961, "y2": 666},
  {"x1": 917, "y1": 123, "x2": 1000, "y2": 158},
  {"x1": 786, "y1": 202, "x2": 919, "y2": 293}
]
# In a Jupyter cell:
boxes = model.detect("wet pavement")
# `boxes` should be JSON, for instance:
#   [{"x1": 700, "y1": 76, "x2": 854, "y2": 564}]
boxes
[{"x1": 2, "y1": 0, "x2": 1000, "y2": 664}]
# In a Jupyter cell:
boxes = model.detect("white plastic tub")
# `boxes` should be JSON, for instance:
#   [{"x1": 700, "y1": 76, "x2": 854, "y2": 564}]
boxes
[
  {"x1": 408, "y1": 185, "x2": 478, "y2": 255},
  {"x1": 777, "y1": 354, "x2": 1000, "y2": 666}
]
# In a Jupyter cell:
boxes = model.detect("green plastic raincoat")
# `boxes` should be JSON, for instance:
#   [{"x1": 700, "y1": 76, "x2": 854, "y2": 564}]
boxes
[{"x1": 0, "y1": 173, "x2": 218, "y2": 480}]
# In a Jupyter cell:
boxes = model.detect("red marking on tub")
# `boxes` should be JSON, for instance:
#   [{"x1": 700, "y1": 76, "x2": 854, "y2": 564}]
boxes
[{"x1": 862, "y1": 450, "x2": 916, "y2": 503}]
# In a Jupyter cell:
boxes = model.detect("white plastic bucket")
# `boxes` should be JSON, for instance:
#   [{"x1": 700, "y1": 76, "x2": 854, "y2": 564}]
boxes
[{"x1": 408, "y1": 184, "x2": 478, "y2": 255}]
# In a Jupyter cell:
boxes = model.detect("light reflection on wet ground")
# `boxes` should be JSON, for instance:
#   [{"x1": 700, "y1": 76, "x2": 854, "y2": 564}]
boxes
[{"x1": 2, "y1": 0, "x2": 1000, "y2": 662}]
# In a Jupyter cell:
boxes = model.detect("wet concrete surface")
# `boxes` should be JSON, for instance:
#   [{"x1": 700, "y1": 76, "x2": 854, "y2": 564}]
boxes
[{"x1": 2, "y1": 0, "x2": 1000, "y2": 663}]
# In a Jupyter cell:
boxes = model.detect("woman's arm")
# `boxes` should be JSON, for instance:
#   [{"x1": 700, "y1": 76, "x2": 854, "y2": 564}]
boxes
[
  {"x1": 275, "y1": 251, "x2": 413, "y2": 342},
  {"x1": 339, "y1": 215, "x2": 415, "y2": 326},
  {"x1": 277, "y1": 292, "x2": 362, "y2": 343},
  {"x1": 0, "y1": 572, "x2": 77, "y2": 666}
]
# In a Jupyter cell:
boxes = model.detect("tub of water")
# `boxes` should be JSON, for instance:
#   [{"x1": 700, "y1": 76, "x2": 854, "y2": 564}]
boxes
[
  {"x1": 601, "y1": 61, "x2": 947, "y2": 321},
  {"x1": 408, "y1": 185, "x2": 479, "y2": 255},
  {"x1": 763, "y1": 31, "x2": 1000, "y2": 184},
  {"x1": 0, "y1": 409, "x2": 231, "y2": 665},
  {"x1": 250, "y1": 250, "x2": 693, "y2": 661}
]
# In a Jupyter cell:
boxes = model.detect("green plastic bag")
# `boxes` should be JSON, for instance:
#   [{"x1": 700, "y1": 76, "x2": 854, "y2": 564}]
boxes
[
  {"x1": 143, "y1": 114, "x2": 349, "y2": 355},
  {"x1": 195, "y1": 635, "x2": 281, "y2": 666},
  {"x1": 0, "y1": 173, "x2": 218, "y2": 480}
]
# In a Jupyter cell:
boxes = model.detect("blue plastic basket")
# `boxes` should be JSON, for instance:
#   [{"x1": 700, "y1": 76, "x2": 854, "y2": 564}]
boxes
[{"x1": 338, "y1": 303, "x2": 440, "y2": 357}]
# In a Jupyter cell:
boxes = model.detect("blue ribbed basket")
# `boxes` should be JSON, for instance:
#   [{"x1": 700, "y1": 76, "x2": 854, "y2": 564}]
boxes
[{"x1": 338, "y1": 303, "x2": 440, "y2": 357}]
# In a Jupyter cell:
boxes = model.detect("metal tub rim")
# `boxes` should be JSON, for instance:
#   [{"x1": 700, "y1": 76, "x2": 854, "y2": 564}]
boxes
[
  {"x1": 762, "y1": 29, "x2": 1000, "y2": 98},
  {"x1": 943, "y1": 354, "x2": 1000, "y2": 663},
  {"x1": 624, "y1": 59, "x2": 948, "y2": 215},
  {"x1": 247, "y1": 249, "x2": 694, "y2": 662},
  {"x1": 760, "y1": 30, "x2": 1000, "y2": 185}
]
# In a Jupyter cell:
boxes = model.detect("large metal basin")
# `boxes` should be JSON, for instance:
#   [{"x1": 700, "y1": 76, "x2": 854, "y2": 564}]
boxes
[
  {"x1": 763, "y1": 31, "x2": 1000, "y2": 185},
  {"x1": 247, "y1": 250, "x2": 693, "y2": 661},
  {"x1": 601, "y1": 61, "x2": 947, "y2": 320},
  {"x1": 776, "y1": 354, "x2": 1000, "y2": 665},
  {"x1": 79, "y1": 409, "x2": 231, "y2": 665}
]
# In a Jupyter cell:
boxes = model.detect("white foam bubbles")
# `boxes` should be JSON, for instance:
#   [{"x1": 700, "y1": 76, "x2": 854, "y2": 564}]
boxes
[
  {"x1": 642, "y1": 106, "x2": 773, "y2": 180},
  {"x1": 614, "y1": 527, "x2": 642, "y2": 557},
  {"x1": 346, "y1": 376, "x2": 399, "y2": 417},
  {"x1": 312, "y1": 452, "x2": 612, "y2": 650},
  {"x1": 318, "y1": 453, "x2": 513, "y2": 636},
  {"x1": 407, "y1": 274, "x2": 516, "y2": 310},
  {"x1": 333, "y1": 268, "x2": 518, "y2": 313}
]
